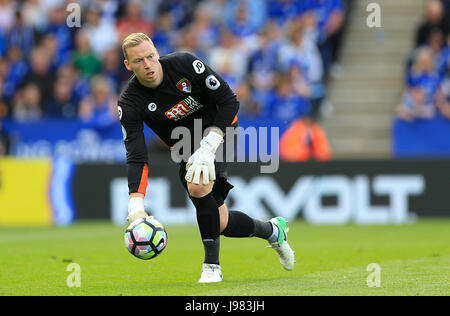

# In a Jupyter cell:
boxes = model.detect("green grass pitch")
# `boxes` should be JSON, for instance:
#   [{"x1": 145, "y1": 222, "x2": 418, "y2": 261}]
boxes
[{"x1": 0, "y1": 219, "x2": 449, "y2": 296}]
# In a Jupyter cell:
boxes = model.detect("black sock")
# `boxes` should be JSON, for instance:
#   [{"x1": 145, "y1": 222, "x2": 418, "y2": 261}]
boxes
[
  {"x1": 190, "y1": 192, "x2": 221, "y2": 264},
  {"x1": 202, "y1": 237, "x2": 220, "y2": 265},
  {"x1": 221, "y1": 210, "x2": 273, "y2": 240},
  {"x1": 253, "y1": 218, "x2": 273, "y2": 240}
]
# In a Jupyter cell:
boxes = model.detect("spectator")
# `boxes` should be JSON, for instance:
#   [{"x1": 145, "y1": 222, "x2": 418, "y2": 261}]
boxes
[
  {"x1": 0, "y1": 0, "x2": 346, "y2": 162},
  {"x1": 8, "y1": 10, "x2": 36, "y2": 57},
  {"x1": 12, "y1": 82, "x2": 42, "y2": 122},
  {"x1": 234, "y1": 80, "x2": 262, "y2": 118},
  {"x1": 40, "y1": 0, "x2": 66, "y2": 9},
  {"x1": 55, "y1": 62, "x2": 91, "y2": 104},
  {"x1": 44, "y1": 4, "x2": 74, "y2": 67},
  {"x1": 280, "y1": 116, "x2": 332, "y2": 162},
  {"x1": 92, "y1": 0, "x2": 120, "y2": 24},
  {"x1": 0, "y1": 77, "x2": 10, "y2": 118},
  {"x1": 45, "y1": 78, "x2": 78, "y2": 119},
  {"x1": 189, "y1": 6, "x2": 220, "y2": 53},
  {"x1": 303, "y1": 0, "x2": 345, "y2": 44},
  {"x1": 116, "y1": 0, "x2": 153, "y2": 42},
  {"x1": 158, "y1": 0, "x2": 201, "y2": 30},
  {"x1": 443, "y1": 0, "x2": 450, "y2": 16},
  {"x1": 407, "y1": 47, "x2": 441, "y2": 107},
  {"x1": 151, "y1": 11, "x2": 176, "y2": 56},
  {"x1": 83, "y1": 3, "x2": 118, "y2": 57},
  {"x1": 416, "y1": 0, "x2": 449, "y2": 47},
  {"x1": 72, "y1": 29, "x2": 103, "y2": 78},
  {"x1": 21, "y1": 0, "x2": 49, "y2": 32},
  {"x1": 280, "y1": 19, "x2": 323, "y2": 85},
  {"x1": 0, "y1": 28, "x2": 7, "y2": 57},
  {"x1": 0, "y1": 64, "x2": 7, "y2": 155},
  {"x1": 280, "y1": 19, "x2": 324, "y2": 117},
  {"x1": 176, "y1": 24, "x2": 207, "y2": 61},
  {"x1": 56, "y1": 63, "x2": 79, "y2": 88},
  {"x1": 246, "y1": 21, "x2": 283, "y2": 108},
  {"x1": 208, "y1": 28, "x2": 248, "y2": 87},
  {"x1": 442, "y1": 0, "x2": 450, "y2": 34},
  {"x1": 0, "y1": 54, "x2": 7, "y2": 77},
  {"x1": 247, "y1": 22, "x2": 281, "y2": 96},
  {"x1": 2, "y1": 46, "x2": 29, "y2": 100},
  {"x1": 0, "y1": 119, "x2": 8, "y2": 155},
  {"x1": 78, "y1": 75, "x2": 118, "y2": 132},
  {"x1": 139, "y1": 0, "x2": 163, "y2": 23},
  {"x1": 427, "y1": 27, "x2": 445, "y2": 55},
  {"x1": 436, "y1": 78, "x2": 450, "y2": 119},
  {"x1": 0, "y1": 0, "x2": 16, "y2": 33},
  {"x1": 226, "y1": 3, "x2": 257, "y2": 38},
  {"x1": 300, "y1": 0, "x2": 345, "y2": 74},
  {"x1": 225, "y1": 0, "x2": 267, "y2": 39},
  {"x1": 20, "y1": 46, "x2": 55, "y2": 106},
  {"x1": 72, "y1": 73, "x2": 92, "y2": 103},
  {"x1": 40, "y1": 33, "x2": 63, "y2": 71},
  {"x1": 287, "y1": 62, "x2": 312, "y2": 108},
  {"x1": 396, "y1": 85, "x2": 435, "y2": 121},
  {"x1": 436, "y1": 33, "x2": 450, "y2": 78},
  {"x1": 101, "y1": 47, "x2": 123, "y2": 93},
  {"x1": 198, "y1": 0, "x2": 227, "y2": 25},
  {"x1": 265, "y1": 72, "x2": 311, "y2": 123},
  {"x1": 268, "y1": 0, "x2": 305, "y2": 26}
]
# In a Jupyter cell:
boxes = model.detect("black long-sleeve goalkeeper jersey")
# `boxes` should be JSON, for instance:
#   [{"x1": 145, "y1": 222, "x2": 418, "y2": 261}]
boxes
[{"x1": 117, "y1": 52, "x2": 240, "y2": 194}]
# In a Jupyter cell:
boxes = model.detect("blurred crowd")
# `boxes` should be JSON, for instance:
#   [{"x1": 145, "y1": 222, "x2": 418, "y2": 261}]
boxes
[
  {"x1": 0, "y1": 0, "x2": 348, "y2": 157},
  {"x1": 396, "y1": 0, "x2": 450, "y2": 121}
]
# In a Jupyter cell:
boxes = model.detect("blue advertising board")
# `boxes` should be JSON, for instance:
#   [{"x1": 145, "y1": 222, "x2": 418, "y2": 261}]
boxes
[
  {"x1": 3, "y1": 119, "x2": 143, "y2": 162},
  {"x1": 393, "y1": 117, "x2": 450, "y2": 157},
  {"x1": 3, "y1": 118, "x2": 290, "y2": 162}
]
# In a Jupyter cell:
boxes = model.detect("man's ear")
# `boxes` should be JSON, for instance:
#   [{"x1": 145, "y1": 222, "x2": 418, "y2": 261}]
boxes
[{"x1": 124, "y1": 59, "x2": 132, "y2": 71}]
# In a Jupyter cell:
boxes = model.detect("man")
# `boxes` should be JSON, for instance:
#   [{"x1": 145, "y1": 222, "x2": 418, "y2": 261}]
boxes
[{"x1": 118, "y1": 33, "x2": 294, "y2": 283}]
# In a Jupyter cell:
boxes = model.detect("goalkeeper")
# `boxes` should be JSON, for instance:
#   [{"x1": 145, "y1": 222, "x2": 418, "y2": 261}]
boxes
[{"x1": 118, "y1": 33, "x2": 294, "y2": 283}]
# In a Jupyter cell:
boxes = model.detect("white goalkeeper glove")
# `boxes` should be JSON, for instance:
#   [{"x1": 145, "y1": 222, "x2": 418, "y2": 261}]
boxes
[
  {"x1": 126, "y1": 196, "x2": 149, "y2": 224},
  {"x1": 185, "y1": 130, "x2": 223, "y2": 185}
]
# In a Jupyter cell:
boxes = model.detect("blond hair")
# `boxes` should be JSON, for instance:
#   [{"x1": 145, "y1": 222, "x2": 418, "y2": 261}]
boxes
[{"x1": 122, "y1": 33, "x2": 154, "y2": 60}]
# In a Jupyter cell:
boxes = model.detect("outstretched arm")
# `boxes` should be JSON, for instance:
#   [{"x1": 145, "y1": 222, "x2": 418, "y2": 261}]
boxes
[{"x1": 118, "y1": 102, "x2": 149, "y2": 222}]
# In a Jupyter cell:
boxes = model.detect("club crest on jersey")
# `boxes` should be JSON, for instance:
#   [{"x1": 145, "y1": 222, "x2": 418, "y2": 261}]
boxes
[
  {"x1": 165, "y1": 96, "x2": 203, "y2": 121},
  {"x1": 176, "y1": 78, "x2": 191, "y2": 93}
]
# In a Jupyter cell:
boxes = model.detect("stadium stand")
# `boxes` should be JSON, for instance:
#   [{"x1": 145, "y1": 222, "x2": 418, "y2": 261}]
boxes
[
  {"x1": 393, "y1": 0, "x2": 450, "y2": 157},
  {"x1": 0, "y1": 0, "x2": 350, "y2": 162},
  {"x1": 324, "y1": 0, "x2": 425, "y2": 158}
]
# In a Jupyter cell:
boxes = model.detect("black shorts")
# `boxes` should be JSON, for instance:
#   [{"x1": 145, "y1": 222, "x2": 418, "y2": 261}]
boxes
[
  {"x1": 177, "y1": 128, "x2": 238, "y2": 207},
  {"x1": 178, "y1": 160, "x2": 234, "y2": 207}
]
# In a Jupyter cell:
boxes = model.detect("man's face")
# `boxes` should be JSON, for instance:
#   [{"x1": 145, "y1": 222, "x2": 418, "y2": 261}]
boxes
[{"x1": 124, "y1": 41, "x2": 163, "y2": 88}]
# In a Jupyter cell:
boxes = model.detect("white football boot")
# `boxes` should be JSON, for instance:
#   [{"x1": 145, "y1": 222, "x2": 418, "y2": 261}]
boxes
[
  {"x1": 267, "y1": 217, "x2": 295, "y2": 271},
  {"x1": 198, "y1": 263, "x2": 223, "y2": 283}
]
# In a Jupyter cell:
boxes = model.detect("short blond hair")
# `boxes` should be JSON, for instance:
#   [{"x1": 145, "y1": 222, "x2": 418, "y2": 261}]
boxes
[{"x1": 122, "y1": 33, "x2": 154, "y2": 60}]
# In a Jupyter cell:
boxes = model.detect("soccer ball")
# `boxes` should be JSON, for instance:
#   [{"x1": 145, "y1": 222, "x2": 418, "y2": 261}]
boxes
[{"x1": 124, "y1": 217, "x2": 167, "y2": 260}]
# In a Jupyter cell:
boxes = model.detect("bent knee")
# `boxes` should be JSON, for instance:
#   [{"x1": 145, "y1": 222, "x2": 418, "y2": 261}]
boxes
[{"x1": 187, "y1": 181, "x2": 214, "y2": 198}]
